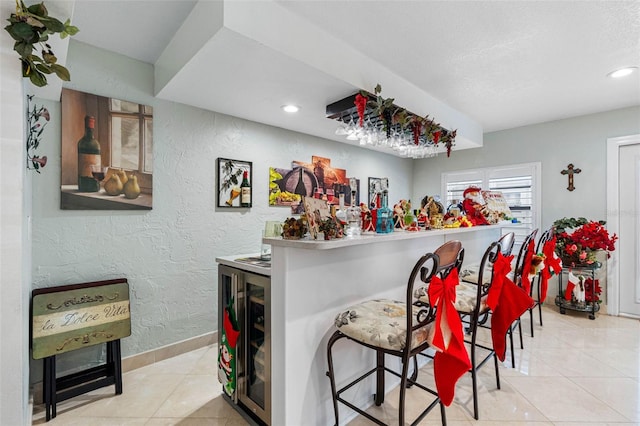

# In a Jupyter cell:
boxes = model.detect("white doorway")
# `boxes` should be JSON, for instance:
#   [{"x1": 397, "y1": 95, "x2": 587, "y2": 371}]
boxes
[{"x1": 607, "y1": 134, "x2": 640, "y2": 318}]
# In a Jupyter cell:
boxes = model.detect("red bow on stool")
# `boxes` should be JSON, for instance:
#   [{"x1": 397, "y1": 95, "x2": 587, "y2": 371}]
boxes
[
  {"x1": 487, "y1": 252, "x2": 535, "y2": 361},
  {"x1": 520, "y1": 240, "x2": 535, "y2": 294},
  {"x1": 428, "y1": 268, "x2": 471, "y2": 406},
  {"x1": 540, "y1": 237, "x2": 562, "y2": 302}
]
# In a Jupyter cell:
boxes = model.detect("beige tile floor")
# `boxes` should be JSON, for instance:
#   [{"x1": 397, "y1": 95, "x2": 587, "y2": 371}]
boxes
[{"x1": 33, "y1": 306, "x2": 640, "y2": 425}]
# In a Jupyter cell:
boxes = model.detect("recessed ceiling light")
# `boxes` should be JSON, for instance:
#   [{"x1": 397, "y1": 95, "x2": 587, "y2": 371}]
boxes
[
  {"x1": 281, "y1": 104, "x2": 300, "y2": 113},
  {"x1": 608, "y1": 67, "x2": 637, "y2": 78}
]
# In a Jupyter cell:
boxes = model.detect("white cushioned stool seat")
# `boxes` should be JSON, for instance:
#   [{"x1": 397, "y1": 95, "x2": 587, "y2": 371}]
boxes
[{"x1": 334, "y1": 299, "x2": 433, "y2": 351}]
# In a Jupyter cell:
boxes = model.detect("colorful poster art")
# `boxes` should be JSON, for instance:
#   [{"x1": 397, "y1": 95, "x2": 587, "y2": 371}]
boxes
[{"x1": 269, "y1": 155, "x2": 356, "y2": 214}]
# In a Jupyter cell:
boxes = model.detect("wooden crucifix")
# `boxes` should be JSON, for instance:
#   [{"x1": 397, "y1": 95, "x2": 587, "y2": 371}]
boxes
[{"x1": 561, "y1": 163, "x2": 581, "y2": 191}]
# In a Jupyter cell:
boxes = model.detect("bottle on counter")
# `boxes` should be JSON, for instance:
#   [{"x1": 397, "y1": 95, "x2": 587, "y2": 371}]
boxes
[
  {"x1": 376, "y1": 178, "x2": 393, "y2": 234},
  {"x1": 447, "y1": 199, "x2": 461, "y2": 217},
  {"x1": 346, "y1": 177, "x2": 361, "y2": 237},
  {"x1": 335, "y1": 192, "x2": 347, "y2": 225},
  {"x1": 77, "y1": 115, "x2": 101, "y2": 192},
  {"x1": 346, "y1": 197, "x2": 361, "y2": 237},
  {"x1": 240, "y1": 170, "x2": 251, "y2": 207}
]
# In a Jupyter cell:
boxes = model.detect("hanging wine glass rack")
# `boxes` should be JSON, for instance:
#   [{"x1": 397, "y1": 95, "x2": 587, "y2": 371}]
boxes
[{"x1": 325, "y1": 91, "x2": 456, "y2": 158}]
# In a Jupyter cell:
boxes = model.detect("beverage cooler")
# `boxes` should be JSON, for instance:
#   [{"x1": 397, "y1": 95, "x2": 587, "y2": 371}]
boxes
[{"x1": 218, "y1": 265, "x2": 271, "y2": 425}]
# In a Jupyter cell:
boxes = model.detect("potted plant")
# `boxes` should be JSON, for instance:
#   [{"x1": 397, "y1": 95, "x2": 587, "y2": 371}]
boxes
[
  {"x1": 553, "y1": 217, "x2": 618, "y2": 267},
  {"x1": 4, "y1": 0, "x2": 78, "y2": 87}
]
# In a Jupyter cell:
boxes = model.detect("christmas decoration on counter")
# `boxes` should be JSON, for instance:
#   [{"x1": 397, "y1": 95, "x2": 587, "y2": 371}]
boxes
[
  {"x1": 318, "y1": 216, "x2": 344, "y2": 240},
  {"x1": 4, "y1": 0, "x2": 79, "y2": 87},
  {"x1": 281, "y1": 216, "x2": 307, "y2": 240},
  {"x1": 553, "y1": 217, "x2": 617, "y2": 267},
  {"x1": 25, "y1": 94, "x2": 49, "y2": 172},
  {"x1": 326, "y1": 84, "x2": 457, "y2": 159},
  {"x1": 462, "y1": 187, "x2": 490, "y2": 226}
]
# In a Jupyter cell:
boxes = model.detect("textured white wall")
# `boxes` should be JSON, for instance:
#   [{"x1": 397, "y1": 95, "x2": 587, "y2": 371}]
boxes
[
  {"x1": 412, "y1": 106, "x2": 640, "y2": 229},
  {"x1": 0, "y1": 0, "x2": 29, "y2": 422},
  {"x1": 30, "y1": 40, "x2": 414, "y2": 378}
]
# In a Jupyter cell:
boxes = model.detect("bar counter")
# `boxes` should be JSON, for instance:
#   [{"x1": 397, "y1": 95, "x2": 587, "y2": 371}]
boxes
[{"x1": 260, "y1": 225, "x2": 509, "y2": 425}]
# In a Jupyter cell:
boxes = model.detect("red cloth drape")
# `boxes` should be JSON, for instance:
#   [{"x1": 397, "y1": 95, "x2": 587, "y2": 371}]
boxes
[
  {"x1": 488, "y1": 252, "x2": 535, "y2": 361},
  {"x1": 428, "y1": 268, "x2": 471, "y2": 406},
  {"x1": 520, "y1": 240, "x2": 535, "y2": 294},
  {"x1": 540, "y1": 237, "x2": 561, "y2": 302}
]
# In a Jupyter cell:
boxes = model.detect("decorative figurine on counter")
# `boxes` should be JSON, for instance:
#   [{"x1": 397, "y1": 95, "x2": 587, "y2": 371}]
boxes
[
  {"x1": 461, "y1": 187, "x2": 490, "y2": 226},
  {"x1": 393, "y1": 199, "x2": 411, "y2": 229},
  {"x1": 421, "y1": 195, "x2": 445, "y2": 229}
]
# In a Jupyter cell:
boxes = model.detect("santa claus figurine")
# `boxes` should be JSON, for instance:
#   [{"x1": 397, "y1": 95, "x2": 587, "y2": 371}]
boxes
[{"x1": 462, "y1": 186, "x2": 490, "y2": 226}]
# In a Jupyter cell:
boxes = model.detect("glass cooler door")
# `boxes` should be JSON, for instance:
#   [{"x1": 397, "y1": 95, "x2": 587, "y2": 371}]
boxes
[{"x1": 238, "y1": 272, "x2": 271, "y2": 424}]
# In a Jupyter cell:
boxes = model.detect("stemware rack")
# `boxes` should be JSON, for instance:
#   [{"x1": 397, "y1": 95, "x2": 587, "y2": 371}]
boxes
[{"x1": 325, "y1": 91, "x2": 454, "y2": 148}]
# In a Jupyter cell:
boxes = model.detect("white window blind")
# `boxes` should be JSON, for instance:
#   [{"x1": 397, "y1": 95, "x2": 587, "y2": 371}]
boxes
[{"x1": 442, "y1": 163, "x2": 541, "y2": 249}]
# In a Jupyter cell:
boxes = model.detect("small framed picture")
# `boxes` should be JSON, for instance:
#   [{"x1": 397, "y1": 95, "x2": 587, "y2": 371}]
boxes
[{"x1": 217, "y1": 158, "x2": 252, "y2": 208}]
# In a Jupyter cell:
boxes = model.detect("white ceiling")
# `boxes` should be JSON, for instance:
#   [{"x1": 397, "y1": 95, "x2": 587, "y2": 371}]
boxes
[{"x1": 67, "y1": 0, "x2": 640, "y2": 155}]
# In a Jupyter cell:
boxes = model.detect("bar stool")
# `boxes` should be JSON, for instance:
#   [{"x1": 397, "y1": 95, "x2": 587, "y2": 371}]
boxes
[
  {"x1": 528, "y1": 228, "x2": 554, "y2": 335},
  {"x1": 454, "y1": 232, "x2": 522, "y2": 368},
  {"x1": 408, "y1": 240, "x2": 464, "y2": 384},
  {"x1": 418, "y1": 238, "x2": 533, "y2": 420},
  {"x1": 326, "y1": 252, "x2": 458, "y2": 426},
  {"x1": 498, "y1": 232, "x2": 524, "y2": 368},
  {"x1": 513, "y1": 229, "x2": 539, "y2": 337}
]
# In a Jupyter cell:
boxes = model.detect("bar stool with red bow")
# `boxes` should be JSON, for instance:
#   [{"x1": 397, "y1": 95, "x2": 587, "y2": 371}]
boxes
[
  {"x1": 326, "y1": 250, "x2": 470, "y2": 425},
  {"x1": 527, "y1": 228, "x2": 560, "y2": 336},
  {"x1": 424, "y1": 239, "x2": 533, "y2": 419},
  {"x1": 513, "y1": 229, "x2": 539, "y2": 338}
]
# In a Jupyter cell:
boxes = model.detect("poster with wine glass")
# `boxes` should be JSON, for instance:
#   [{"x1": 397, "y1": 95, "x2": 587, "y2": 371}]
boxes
[
  {"x1": 60, "y1": 88, "x2": 153, "y2": 210},
  {"x1": 269, "y1": 155, "x2": 355, "y2": 214},
  {"x1": 217, "y1": 158, "x2": 252, "y2": 208}
]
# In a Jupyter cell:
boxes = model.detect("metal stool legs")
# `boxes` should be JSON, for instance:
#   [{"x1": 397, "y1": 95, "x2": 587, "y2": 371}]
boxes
[{"x1": 327, "y1": 329, "x2": 446, "y2": 425}]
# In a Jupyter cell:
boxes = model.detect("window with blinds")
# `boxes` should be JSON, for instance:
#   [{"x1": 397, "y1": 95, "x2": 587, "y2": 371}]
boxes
[{"x1": 442, "y1": 163, "x2": 541, "y2": 248}]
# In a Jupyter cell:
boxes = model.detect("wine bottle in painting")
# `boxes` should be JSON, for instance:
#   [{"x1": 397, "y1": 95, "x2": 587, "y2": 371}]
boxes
[
  {"x1": 240, "y1": 170, "x2": 251, "y2": 208},
  {"x1": 77, "y1": 115, "x2": 101, "y2": 192}
]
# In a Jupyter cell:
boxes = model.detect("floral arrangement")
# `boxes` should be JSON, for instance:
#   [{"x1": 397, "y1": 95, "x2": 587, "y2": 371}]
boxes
[
  {"x1": 318, "y1": 216, "x2": 343, "y2": 240},
  {"x1": 282, "y1": 217, "x2": 307, "y2": 240},
  {"x1": 553, "y1": 217, "x2": 618, "y2": 267},
  {"x1": 584, "y1": 278, "x2": 602, "y2": 304}
]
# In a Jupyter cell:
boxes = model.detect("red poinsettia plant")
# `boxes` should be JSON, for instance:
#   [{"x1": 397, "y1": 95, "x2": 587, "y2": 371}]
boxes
[{"x1": 553, "y1": 217, "x2": 618, "y2": 267}]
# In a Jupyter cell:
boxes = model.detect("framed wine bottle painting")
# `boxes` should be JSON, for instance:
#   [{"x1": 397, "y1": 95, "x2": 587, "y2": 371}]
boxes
[
  {"x1": 60, "y1": 88, "x2": 153, "y2": 210},
  {"x1": 217, "y1": 158, "x2": 252, "y2": 208}
]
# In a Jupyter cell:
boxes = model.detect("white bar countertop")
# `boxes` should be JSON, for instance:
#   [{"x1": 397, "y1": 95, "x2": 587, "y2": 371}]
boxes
[
  {"x1": 263, "y1": 221, "x2": 519, "y2": 250},
  {"x1": 215, "y1": 254, "x2": 271, "y2": 277}
]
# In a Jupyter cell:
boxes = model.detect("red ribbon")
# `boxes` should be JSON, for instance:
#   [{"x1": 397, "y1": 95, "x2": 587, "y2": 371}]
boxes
[
  {"x1": 486, "y1": 252, "x2": 535, "y2": 361},
  {"x1": 521, "y1": 240, "x2": 535, "y2": 294},
  {"x1": 428, "y1": 268, "x2": 471, "y2": 406},
  {"x1": 540, "y1": 237, "x2": 561, "y2": 302},
  {"x1": 486, "y1": 252, "x2": 515, "y2": 310}
]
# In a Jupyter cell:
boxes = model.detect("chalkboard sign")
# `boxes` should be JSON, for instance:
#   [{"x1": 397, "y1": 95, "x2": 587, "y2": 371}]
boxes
[{"x1": 31, "y1": 279, "x2": 131, "y2": 359}]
